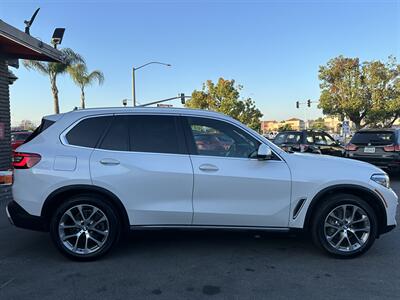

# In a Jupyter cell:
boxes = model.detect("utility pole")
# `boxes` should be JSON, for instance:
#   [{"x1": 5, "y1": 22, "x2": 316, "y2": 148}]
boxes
[{"x1": 131, "y1": 62, "x2": 171, "y2": 107}]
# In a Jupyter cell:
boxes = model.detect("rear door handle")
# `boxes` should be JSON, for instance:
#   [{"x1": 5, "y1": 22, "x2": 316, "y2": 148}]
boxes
[
  {"x1": 100, "y1": 158, "x2": 120, "y2": 166},
  {"x1": 199, "y1": 164, "x2": 219, "y2": 172}
]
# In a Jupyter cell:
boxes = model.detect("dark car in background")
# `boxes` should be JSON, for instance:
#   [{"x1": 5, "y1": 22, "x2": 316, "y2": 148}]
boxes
[
  {"x1": 11, "y1": 131, "x2": 32, "y2": 151},
  {"x1": 273, "y1": 130, "x2": 344, "y2": 156},
  {"x1": 345, "y1": 128, "x2": 400, "y2": 173}
]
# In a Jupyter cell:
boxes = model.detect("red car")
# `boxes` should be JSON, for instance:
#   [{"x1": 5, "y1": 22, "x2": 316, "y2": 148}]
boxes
[{"x1": 11, "y1": 131, "x2": 32, "y2": 151}]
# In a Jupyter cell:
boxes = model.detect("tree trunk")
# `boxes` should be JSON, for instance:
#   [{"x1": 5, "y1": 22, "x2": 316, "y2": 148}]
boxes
[
  {"x1": 353, "y1": 120, "x2": 362, "y2": 130},
  {"x1": 50, "y1": 74, "x2": 60, "y2": 114},
  {"x1": 80, "y1": 86, "x2": 85, "y2": 109}
]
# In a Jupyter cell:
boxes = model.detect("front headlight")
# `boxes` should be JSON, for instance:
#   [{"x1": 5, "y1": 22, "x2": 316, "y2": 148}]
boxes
[{"x1": 371, "y1": 173, "x2": 390, "y2": 188}]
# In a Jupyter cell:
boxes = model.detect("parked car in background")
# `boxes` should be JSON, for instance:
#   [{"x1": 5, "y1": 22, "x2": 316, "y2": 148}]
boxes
[
  {"x1": 11, "y1": 131, "x2": 32, "y2": 151},
  {"x1": 263, "y1": 131, "x2": 278, "y2": 141},
  {"x1": 345, "y1": 128, "x2": 400, "y2": 173},
  {"x1": 273, "y1": 130, "x2": 345, "y2": 156}
]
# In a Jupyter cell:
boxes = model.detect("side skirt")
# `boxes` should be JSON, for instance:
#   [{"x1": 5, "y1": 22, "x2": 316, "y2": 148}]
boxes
[{"x1": 130, "y1": 224, "x2": 291, "y2": 232}]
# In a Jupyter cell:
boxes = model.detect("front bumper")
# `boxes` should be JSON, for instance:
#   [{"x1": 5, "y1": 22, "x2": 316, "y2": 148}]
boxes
[{"x1": 6, "y1": 201, "x2": 47, "y2": 232}]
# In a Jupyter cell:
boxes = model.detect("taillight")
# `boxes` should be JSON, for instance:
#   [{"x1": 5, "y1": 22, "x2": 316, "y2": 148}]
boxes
[
  {"x1": 12, "y1": 152, "x2": 41, "y2": 169},
  {"x1": 345, "y1": 143, "x2": 358, "y2": 151},
  {"x1": 300, "y1": 144, "x2": 309, "y2": 152},
  {"x1": 383, "y1": 144, "x2": 400, "y2": 152}
]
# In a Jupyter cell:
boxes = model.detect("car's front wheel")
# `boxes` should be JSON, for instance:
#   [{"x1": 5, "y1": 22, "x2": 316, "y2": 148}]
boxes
[
  {"x1": 50, "y1": 195, "x2": 120, "y2": 260},
  {"x1": 311, "y1": 193, "x2": 378, "y2": 258}
]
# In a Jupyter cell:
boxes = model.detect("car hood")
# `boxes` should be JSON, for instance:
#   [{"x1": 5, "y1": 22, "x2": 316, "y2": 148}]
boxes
[{"x1": 284, "y1": 152, "x2": 384, "y2": 184}]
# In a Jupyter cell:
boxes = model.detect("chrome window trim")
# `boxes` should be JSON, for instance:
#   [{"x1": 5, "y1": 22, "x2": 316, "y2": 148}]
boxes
[{"x1": 59, "y1": 111, "x2": 284, "y2": 161}]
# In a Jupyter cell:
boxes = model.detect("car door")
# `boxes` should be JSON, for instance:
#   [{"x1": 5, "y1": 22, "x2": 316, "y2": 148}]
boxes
[
  {"x1": 183, "y1": 116, "x2": 292, "y2": 227},
  {"x1": 90, "y1": 114, "x2": 194, "y2": 225}
]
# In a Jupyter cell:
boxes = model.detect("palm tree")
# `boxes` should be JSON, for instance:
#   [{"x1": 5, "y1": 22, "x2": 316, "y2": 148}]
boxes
[
  {"x1": 24, "y1": 48, "x2": 84, "y2": 114},
  {"x1": 68, "y1": 64, "x2": 104, "y2": 109}
]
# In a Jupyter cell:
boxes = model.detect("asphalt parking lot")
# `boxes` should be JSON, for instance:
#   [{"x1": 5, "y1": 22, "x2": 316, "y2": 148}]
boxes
[{"x1": 0, "y1": 179, "x2": 399, "y2": 300}]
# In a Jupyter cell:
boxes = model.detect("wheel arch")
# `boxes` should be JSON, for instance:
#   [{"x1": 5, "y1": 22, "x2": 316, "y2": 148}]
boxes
[
  {"x1": 41, "y1": 184, "x2": 130, "y2": 233},
  {"x1": 304, "y1": 184, "x2": 388, "y2": 235}
]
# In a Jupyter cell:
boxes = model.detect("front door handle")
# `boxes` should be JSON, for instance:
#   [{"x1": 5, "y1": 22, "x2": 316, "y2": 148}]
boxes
[
  {"x1": 199, "y1": 164, "x2": 219, "y2": 172},
  {"x1": 100, "y1": 158, "x2": 120, "y2": 166}
]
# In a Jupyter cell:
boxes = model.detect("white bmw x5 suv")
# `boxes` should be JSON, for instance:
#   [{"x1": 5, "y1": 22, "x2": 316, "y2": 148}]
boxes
[{"x1": 6, "y1": 108, "x2": 398, "y2": 260}]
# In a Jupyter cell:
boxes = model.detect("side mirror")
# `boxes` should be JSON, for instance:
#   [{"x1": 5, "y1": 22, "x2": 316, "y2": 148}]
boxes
[{"x1": 257, "y1": 144, "x2": 272, "y2": 160}]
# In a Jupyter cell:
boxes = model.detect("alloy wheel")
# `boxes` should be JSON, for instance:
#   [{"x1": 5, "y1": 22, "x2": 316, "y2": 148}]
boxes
[
  {"x1": 58, "y1": 204, "x2": 109, "y2": 255},
  {"x1": 324, "y1": 204, "x2": 371, "y2": 252}
]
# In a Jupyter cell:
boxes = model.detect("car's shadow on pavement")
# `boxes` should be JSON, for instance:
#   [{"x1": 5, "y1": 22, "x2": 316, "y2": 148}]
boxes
[{"x1": 114, "y1": 228, "x2": 320, "y2": 259}]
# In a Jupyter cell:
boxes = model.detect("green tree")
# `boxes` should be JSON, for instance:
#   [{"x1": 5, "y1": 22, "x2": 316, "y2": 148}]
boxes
[
  {"x1": 318, "y1": 56, "x2": 400, "y2": 129},
  {"x1": 68, "y1": 63, "x2": 104, "y2": 109},
  {"x1": 24, "y1": 48, "x2": 84, "y2": 114},
  {"x1": 310, "y1": 117, "x2": 328, "y2": 131},
  {"x1": 185, "y1": 78, "x2": 263, "y2": 131},
  {"x1": 278, "y1": 123, "x2": 292, "y2": 132}
]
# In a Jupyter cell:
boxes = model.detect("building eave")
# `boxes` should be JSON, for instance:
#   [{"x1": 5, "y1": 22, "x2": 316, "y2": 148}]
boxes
[{"x1": 0, "y1": 19, "x2": 64, "y2": 63}]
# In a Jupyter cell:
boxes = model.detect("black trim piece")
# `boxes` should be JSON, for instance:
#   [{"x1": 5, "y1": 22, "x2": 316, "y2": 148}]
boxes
[
  {"x1": 130, "y1": 224, "x2": 290, "y2": 232},
  {"x1": 381, "y1": 225, "x2": 396, "y2": 234},
  {"x1": 180, "y1": 116, "x2": 197, "y2": 155},
  {"x1": 6, "y1": 201, "x2": 46, "y2": 232},
  {"x1": 293, "y1": 198, "x2": 306, "y2": 219}
]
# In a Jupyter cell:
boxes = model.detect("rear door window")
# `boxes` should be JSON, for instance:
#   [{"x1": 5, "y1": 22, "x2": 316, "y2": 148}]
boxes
[
  {"x1": 285, "y1": 133, "x2": 301, "y2": 144},
  {"x1": 99, "y1": 116, "x2": 129, "y2": 151},
  {"x1": 128, "y1": 115, "x2": 183, "y2": 154},
  {"x1": 98, "y1": 115, "x2": 185, "y2": 154},
  {"x1": 351, "y1": 132, "x2": 394, "y2": 146},
  {"x1": 314, "y1": 133, "x2": 327, "y2": 145},
  {"x1": 273, "y1": 133, "x2": 287, "y2": 145},
  {"x1": 66, "y1": 116, "x2": 112, "y2": 148}
]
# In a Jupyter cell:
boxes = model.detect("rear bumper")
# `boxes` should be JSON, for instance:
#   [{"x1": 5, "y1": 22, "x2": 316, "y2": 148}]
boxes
[
  {"x1": 346, "y1": 154, "x2": 400, "y2": 170},
  {"x1": 6, "y1": 201, "x2": 47, "y2": 232}
]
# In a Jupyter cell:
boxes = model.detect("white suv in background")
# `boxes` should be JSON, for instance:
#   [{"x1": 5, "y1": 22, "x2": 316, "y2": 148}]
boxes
[{"x1": 6, "y1": 108, "x2": 398, "y2": 260}]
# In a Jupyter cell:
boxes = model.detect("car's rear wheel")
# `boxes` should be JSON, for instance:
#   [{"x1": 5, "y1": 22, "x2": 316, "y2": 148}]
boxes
[
  {"x1": 50, "y1": 195, "x2": 120, "y2": 260},
  {"x1": 311, "y1": 193, "x2": 378, "y2": 258}
]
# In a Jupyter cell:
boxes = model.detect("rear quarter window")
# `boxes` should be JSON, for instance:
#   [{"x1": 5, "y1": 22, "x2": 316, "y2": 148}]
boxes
[
  {"x1": 66, "y1": 116, "x2": 112, "y2": 148},
  {"x1": 24, "y1": 119, "x2": 55, "y2": 143}
]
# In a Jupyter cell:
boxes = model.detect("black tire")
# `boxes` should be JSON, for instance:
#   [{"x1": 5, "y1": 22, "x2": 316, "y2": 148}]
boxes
[
  {"x1": 311, "y1": 193, "x2": 378, "y2": 258},
  {"x1": 50, "y1": 194, "x2": 121, "y2": 261}
]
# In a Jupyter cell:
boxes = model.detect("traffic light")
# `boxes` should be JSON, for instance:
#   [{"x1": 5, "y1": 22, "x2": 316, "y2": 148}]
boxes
[
  {"x1": 307, "y1": 99, "x2": 311, "y2": 107},
  {"x1": 296, "y1": 101, "x2": 299, "y2": 109},
  {"x1": 180, "y1": 93, "x2": 185, "y2": 104}
]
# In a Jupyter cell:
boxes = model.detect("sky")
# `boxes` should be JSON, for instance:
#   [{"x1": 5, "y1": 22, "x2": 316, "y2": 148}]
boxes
[{"x1": 1, "y1": 0, "x2": 399, "y2": 126}]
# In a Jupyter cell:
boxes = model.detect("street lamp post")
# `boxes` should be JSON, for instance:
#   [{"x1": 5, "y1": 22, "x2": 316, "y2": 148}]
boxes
[{"x1": 132, "y1": 61, "x2": 171, "y2": 107}]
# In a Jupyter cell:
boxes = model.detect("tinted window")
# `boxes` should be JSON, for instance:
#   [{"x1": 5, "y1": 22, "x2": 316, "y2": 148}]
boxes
[
  {"x1": 274, "y1": 133, "x2": 287, "y2": 145},
  {"x1": 323, "y1": 133, "x2": 336, "y2": 145},
  {"x1": 274, "y1": 132, "x2": 301, "y2": 145},
  {"x1": 187, "y1": 117, "x2": 259, "y2": 158},
  {"x1": 24, "y1": 118, "x2": 55, "y2": 143},
  {"x1": 305, "y1": 133, "x2": 314, "y2": 143},
  {"x1": 66, "y1": 116, "x2": 112, "y2": 148},
  {"x1": 351, "y1": 131, "x2": 394, "y2": 146},
  {"x1": 128, "y1": 115, "x2": 181, "y2": 154},
  {"x1": 285, "y1": 133, "x2": 301, "y2": 144},
  {"x1": 100, "y1": 116, "x2": 129, "y2": 151},
  {"x1": 313, "y1": 133, "x2": 327, "y2": 145},
  {"x1": 98, "y1": 115, "x2": 183, "y2": 154}
]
